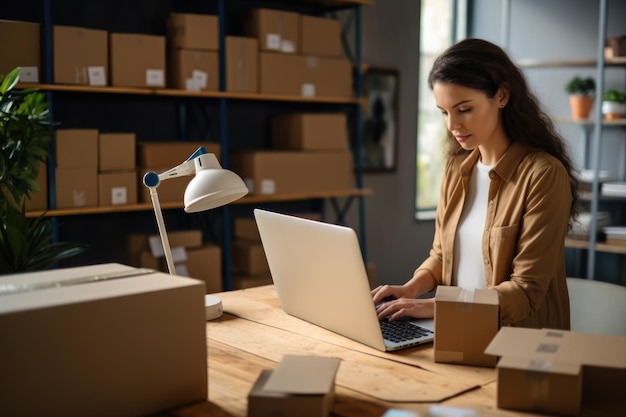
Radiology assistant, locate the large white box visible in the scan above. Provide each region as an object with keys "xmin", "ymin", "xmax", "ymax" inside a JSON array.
[{"xmin": 0, "ymin": 263, "xmax": 207, "ymax": 417}]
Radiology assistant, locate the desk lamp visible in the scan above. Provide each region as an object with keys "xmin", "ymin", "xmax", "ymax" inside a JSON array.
[{"xmin": 143, "ymin": 146, "xmax": 248, "ymax": 320}]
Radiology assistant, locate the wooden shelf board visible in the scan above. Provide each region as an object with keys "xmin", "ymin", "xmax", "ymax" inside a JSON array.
[
  {"xmin": 26, "ymin": 188, "xmax": 373, "ymax": 218},
  {"xmin": 565, "ymin": 238, "xmax": 626, "ymax": 255},
  {"xmin": 18, "ymin": 83, "xmax": 361, "ymax": 104},
  {"xmin": 518, "ymin": 57, "xmax": 626, "ymax": 67},
  {"xmin": 554, "ymin": 117, "xmax": 626, "ymax": 125}
]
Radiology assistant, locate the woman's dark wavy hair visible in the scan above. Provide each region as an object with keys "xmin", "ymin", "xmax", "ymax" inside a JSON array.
[{"xmin": 428, "ymin": 38, "xmax": 580, "ymax": 228}]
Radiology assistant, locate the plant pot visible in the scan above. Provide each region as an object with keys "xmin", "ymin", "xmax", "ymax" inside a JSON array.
[
  {"xmin": 601, "ymin": 101, "xmax": 626, "ymax": 119},
  {"xmin": 569, "ymin": 95, "xmax": 594, "ymax": 120}
]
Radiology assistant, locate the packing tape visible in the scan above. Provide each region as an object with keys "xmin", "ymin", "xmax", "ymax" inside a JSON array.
[{"xmin": 0, "ymin": 268, "xmax": 155, "ymax": 296}]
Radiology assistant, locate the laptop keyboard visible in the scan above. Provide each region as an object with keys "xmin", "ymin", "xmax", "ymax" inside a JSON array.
[{"xmin": 380, "ymin": 319, "xmax": 433, "ymax": 343}]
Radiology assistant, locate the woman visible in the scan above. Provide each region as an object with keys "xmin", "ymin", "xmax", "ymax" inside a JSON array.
[{"xmin": 372, "ymin": 38, "xmax": 580, "ymax": 330}]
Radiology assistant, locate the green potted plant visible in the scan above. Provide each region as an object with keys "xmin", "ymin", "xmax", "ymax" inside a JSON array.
[
  {"xmin": 601, "ymin": 88, "xmax": 626, "ymax": 120},
  {"xmin": 1, "ymin": 67, "xmax": 85, "ymax": 273},
  {"xmin": 565, "ymin": 76, "xmax": 595, "ymax": 120}
]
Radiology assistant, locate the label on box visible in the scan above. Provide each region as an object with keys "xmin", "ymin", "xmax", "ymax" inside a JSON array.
[
  {"xmin": 260, "ymin": 179, "xmax": 276, "ymax": 195},
  {"xmin": 281, "ymin": 40, "xmax": 295, "ymax": 53},
  {"xmin": 306, "ymin": 56, "xmax": 319, "ymax": 68},
  {"xmin": 244, "ymin": 178, "xmax": 254, "ymax": 194},
  {"xmin": 19, "ymin": 66, "xmax": 39, "ymax": 83},
  {"xmin": 186, "ymin": 78, "xmax": 201, "ymax": 92},
  {"xmin": 146, "ymin": 69, "xmax": 165, "ymax": 86},
  {"xmin": 174, "ymin": 263, "xmax": 190, "ymax": 277},
  {"xmin": 111, "ymin": 186, "xmax": 128, "ymax": 205},
  {"xmin": 301, "ymin": 83, "xmax": 316, "ymax": 97},
  {"xmin": 192, "ymin": 70, "xmax": 208, "ymax": 89},
  {"xmin": 171, "ymin": 246, "xmax": 187, "ymax": 263},
  {"xmin": 73, "ymin": 189, "xmax": 87, "ymax": 206},
  {"xmin": 88, "ymin": 66, "xmax": 106, "ymax": 86},
  {"xmin": 266, "ymin": 33, "xmax": 281, "ymax": 50}
]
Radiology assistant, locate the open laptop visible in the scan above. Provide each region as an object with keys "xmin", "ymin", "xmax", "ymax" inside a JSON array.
[{"xmin": 253, "ymin": 209, "xmax": 434, "ymax": 352}]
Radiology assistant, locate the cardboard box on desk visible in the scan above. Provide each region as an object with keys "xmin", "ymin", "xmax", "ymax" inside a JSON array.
[
  {"xmin": 230, "ymin": 150, "xmax": 353, "ymax": 195},
  {"xmin": 248, "ymin": 355, "xmax": 340, "ymax": 417},
  {"xmin": 434, "ymin": 286, "xmax": 500, "ymax": 367},
  {"xmin": 485, "ymin": 327, "xmax": 626, "ymax": 416},
  {"xmin": 0, "ymin": 263, "xmax": 207, "ymax": 417}
]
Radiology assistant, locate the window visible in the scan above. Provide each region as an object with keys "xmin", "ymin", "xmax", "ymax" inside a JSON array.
[{"xmin": 415, "ymin": 0, "xmax": 465, "ymax": 219}]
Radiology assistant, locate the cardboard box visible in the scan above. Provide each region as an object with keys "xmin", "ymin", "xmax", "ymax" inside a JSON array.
[
  {"xmin": 178, "ymin": 245, "xmax": 223, "ymax": 294},
  {"xmin": 127, "ymin": 230, "xmax": 203, "ymax": 267},
  {"xmin": 53, "ymin": 25, "xmax": 108, "ymax": 85},
  {"xmin": 230, "ymin": 151, "xmax": 353, "ymax": 195},
  {"xmin": 434, "ymin": 286, "xmax": 500, "ymax": 367},
  {"xmin": 232, "ymin": 240, "xmax": 269, "ymax": 275},
  {"xmin": 99, "ymin": 133, "xmax": 136, "ymax": 171},
  {"xmin": 485, "ymin": 327, "xmax": 626, "ymax": 416},
  {"xmin": 233, "ymin": 271, "xmax": 273, "ymax": 290},
  {"xmin": 137, "ymin": 141, "xmax": 221, "ymax": 168},
  {"xmin": 138, "ymin": 166, "xmax": 192, "ymax": 203},
  {"xmin": 168, "ymin": 49, "xmax": 218, "ymax": 91},
  {"xmin": 244, "ymin": 8, "xmax": 299, "ymax": 54},
  {"xmin": 167, "ymin": 13, "xmax": 218, "ymax": 51},
  {"xmin": 0, "ymin": 263, "xmax": 207, "ymax": 417},
  {"xmin": 234, "ymin": 217, "xmax": 261, "ymax": 241},
  {"xmin": 259, "ymin": 53, "xmax": 352, "ymax": 97},
  {"xmin": 300, "ymin": 15, "xmax": 341, "ymax": 57},
  {"xmin": 271, "ymin": 113, "xmax": 348, "ymax": 151},
  {"xmin": 226, "ymin": 36, "xmax": 258, "ymax": 93},
  {"xmin": 0, "ymin": 19, "xmax": 41, "ymax": 82},
  {"xmin": 110, "ymin": 33, "xmax": 166, "ymax": 87},
  {"xmin": 98, "ymin": 171, "xmax": 137, "ymax": 206},
  {"xmin": 55, "ymin": 167, "xmax": 98, "ymax": 208},
  {"xmin": 248, "ymin": 355, "xmax": 340, "ymax": 417},
  {"xmin": 55, "ymin": 129, "xmax": 99, "ymax": 169}
]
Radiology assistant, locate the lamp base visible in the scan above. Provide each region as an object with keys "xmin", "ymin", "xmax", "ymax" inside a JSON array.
[{"xmin": 205, "ymin": 294, "xmax": 223, "ymax": 320}]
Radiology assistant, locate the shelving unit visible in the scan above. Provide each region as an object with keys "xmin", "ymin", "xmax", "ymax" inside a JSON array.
[
  {"xmin": 9, "ymin": 0, "xmax": 372, "ymax": 290},
  {"xmin": 508, "ymin": 0, "xmax": 626, "ymax": 280}
]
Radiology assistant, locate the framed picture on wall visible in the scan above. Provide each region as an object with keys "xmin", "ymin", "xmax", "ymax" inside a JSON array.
[{"xmin": 358, "ymin": 67, "xmax": 399, "ymax": 172}]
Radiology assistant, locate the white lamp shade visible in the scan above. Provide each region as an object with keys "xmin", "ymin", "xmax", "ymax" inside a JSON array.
[{"xmin": 184, "ymin": 168, "xmax": 248, "ymax": 213}]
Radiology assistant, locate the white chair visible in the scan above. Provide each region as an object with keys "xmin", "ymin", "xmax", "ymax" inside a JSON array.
[{"xmin": 566, "ymin": 277, "xmax": 626, "ymax": 336}]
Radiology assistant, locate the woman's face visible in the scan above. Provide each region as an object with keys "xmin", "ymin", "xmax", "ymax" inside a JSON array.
[{"xmin": 432, "ymin": 82, "xmax": 508, "ymax": 153}]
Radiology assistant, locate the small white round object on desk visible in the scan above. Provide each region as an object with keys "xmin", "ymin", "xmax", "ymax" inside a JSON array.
[{"xmin": 205, "ymin": 294, "xmax": 223, "ymax": 320}]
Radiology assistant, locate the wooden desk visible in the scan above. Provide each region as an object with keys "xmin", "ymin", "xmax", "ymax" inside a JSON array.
[{"xmin": 166, "ymin": 285, "xmax": 609, "ymax": 417}]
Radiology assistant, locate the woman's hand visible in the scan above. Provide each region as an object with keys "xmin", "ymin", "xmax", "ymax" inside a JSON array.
[
  {"xmin": 371, "ymin": 284, "xmax": 416, "ymax": 305},
  {"xmin": 375, "ymin": 297, "xmax": 435, "ymax": 322}
]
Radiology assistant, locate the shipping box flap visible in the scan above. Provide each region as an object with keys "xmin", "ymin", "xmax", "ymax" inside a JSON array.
[
  {"xmin": 436, "ymin": 286, "xmax": 499, "ymax": 305},
  {"xmin": 485, "ymin": 327, "xmax": 626, "ymax": 369},
  {"xmin": 264, "ymin": 355, "xmax": 340, "ymax": 394}
]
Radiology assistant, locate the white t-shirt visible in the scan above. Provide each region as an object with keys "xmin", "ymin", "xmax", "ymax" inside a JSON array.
[{"xmin": 453, "ymin": 160, "xmax": 491, "ymax": 289}]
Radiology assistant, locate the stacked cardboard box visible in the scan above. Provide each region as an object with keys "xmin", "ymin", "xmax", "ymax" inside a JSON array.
[
  {"xmin": 244, "ymin": 8, "xmax": 352, "ymax": 98},
  {"xmin": 137, "ymin": 141, "xmax": 220, "ymax": 203},
  {"xmin": 232, "ymin": 217, "xmax": 273, "ymax": 289},
  {"xmin": 0, "ymin": 19, "xmax": 41, "ymax": 82},
  {"xmin": 167, "ymin": 13, "xmax": 219, "ymax": 91},
  {"xmin": 110, "ymin": 33, "xmax": 166, "ymax": 88},
  {"xmin": 231, "ymin": 112, "xmax": 353, "ymax": 196},
  {"xmin": 127, "ymin": 230, "xmax": 223, "ymax": 293},
  {"xmin": 55, "ymin": 129, "xmax": 99, "ymax": 208},
  {"xmin": 53, "ymin": 25, "xmax": 108, "ymax": 86},
  {"xmin": 98, "ymin": 133, "xmax": 137, "ymax": 206}
]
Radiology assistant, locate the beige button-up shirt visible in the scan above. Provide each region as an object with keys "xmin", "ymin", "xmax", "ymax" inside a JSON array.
[{"xmin": 417, "ymin": 142, "xmax": 571, "ymax": 329}]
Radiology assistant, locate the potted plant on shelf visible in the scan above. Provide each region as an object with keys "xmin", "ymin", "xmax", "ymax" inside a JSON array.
[
  {"xmin": 0, "ymin": 67, "xmax": 85, "ymax": 273},
  {"xmin": 565, "ymin": 76, "xmax": 595, "ymax": 120},
  {"xmin": 601, "ymin": 88, "xmax": 626, "ymax": 120}
]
